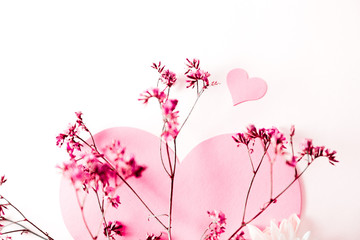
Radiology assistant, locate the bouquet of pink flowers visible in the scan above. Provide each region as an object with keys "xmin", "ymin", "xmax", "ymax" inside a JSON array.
[{"xmin": 0, "ymin": 59, "xmax": 337, "ymax": 240}]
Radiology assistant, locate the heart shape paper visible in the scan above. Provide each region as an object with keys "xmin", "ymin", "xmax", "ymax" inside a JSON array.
[
  {"xmin": 227, "ymin": 69, "xmax": 268, "ymax": 105},
  {"xmin": 60, "ymin": 127, "xmax": 302, "ymax": 239}
]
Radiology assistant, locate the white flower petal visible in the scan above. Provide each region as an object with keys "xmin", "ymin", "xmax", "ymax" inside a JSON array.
[
  {"xmin": 288, "ymin": 214, "xmax": 301, "ymax": 233},
  {"xmin": 248, "ymin": 224, "xmax": 268, "ymax": 240},
  {"xmin": 248, "ymin": 214, "xmax": 310, "ymax": 240},
  {"xmin": 302, "ymin": 231, "xmax": 311, "ymax": 240},
  {"xmin": 269, "ymin": 220, "xmax": 282, "ymax": 239}
]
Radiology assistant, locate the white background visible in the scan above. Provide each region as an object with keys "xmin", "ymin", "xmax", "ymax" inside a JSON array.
[{"xmin": 1, "ymin": 0, "xmax": 359, "ymax": 239}]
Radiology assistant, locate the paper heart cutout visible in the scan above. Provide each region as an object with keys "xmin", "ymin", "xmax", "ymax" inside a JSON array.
[
  {"xmin": 227, "ymin": 68, "xmax": 267, "ymax": 105},
  {"xmin": 60, "ymin": 127, "xmax": 302, "ymax": 239}
]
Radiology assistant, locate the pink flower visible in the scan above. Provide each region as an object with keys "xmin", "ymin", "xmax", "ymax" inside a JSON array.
[
  {"xmin": 103, "ymin": 221, "xmax": 125, "ymax": 239},
  {"xmin": 151, "ymin": 61, "xmax": 165, "ymax": 74},
  {"xmin": 185, "ymin": 58, "xmax": 200, "ymax": 69},
  {"xmin": 204, "ymin": 210, "xmax": 226, "ymax": 240},
  {"xmin": 286, "ymin": 156, "xmax": 298, "ymax": 167},
  {"xmin": 56, "ymin": 133, "xmax": 67, "ymax": 147},
  {"xmin": 232, "ymin": 132, "xmax": 250, "ymax": 146},
  {"xmin": 152, "ymin": 62, "xmax": 177, "ymax": 87},
  {"xmin": 161, "ymin": 99, "xmax": 179, "ymax": 141},
  {"xmin": 161, "ymin": 69, "xmax": 177, "ymax": 87},
  {"xmin": 267, "ymin": 127, "xmax": 287, "ymax": 155},
  {"xmin": 0, "ymin": 176, "xmax": 6, "ymax": 186},
  {"xmin": 139, "ymin": 88, "xmax": 167, "ymax": 104},
  {"xmin": 102, "ymin": 140, "xmax": 146, "ymax": 179},
  {"xmin": 108, "ymin": 195, "xmax": 121, "ymax": 208},
  {"xmin": 186, "ymin": 69, "xmax": 211, "ymax": 89},
  {"xmin": 185, "ymin": 58, "xmax": 211, "ymax": 89},
  {"xmin": 247, "ymin": 214, "xmax": 310, "ymax": 240},
  {"xmin": 299, "ymin": 139, "xmax": 338, "ymax": 165},
  {"xmin": 145, "ymin": 233, "xmax": 163, "ymax": 240},
  {"xmin": 162, "ymin": 99, "xmax": 178, "ymax": 115},
  {"xmin": 0, "ymin": 204, "xmax": 7, "ymax": 216},
  {"xmin": 290, "ymin": 125, "xmax": 295, "ymax": 137}
]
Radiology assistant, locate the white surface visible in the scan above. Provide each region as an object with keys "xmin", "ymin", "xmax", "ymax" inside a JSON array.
[{"xmin": 0, "ymin": 0, "xmax": 359, "ymax": 239}]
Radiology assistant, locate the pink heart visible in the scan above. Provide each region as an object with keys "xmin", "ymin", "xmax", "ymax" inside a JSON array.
[
  {"xmin": 227, "ymin": 69, "xmax": 267, "ymax": 105},
  {"xmin": 60, "ymin": 127, "xmax": 301, "ymax": 239}
]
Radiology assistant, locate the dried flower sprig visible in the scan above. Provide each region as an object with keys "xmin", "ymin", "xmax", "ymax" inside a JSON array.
[
  {"xmin": 139, "ymin": 59, "xmax": 215, "ymax": 240},
  {"xmin": 202, "ymin": 210, "xmax": 227, "ymax": 240},
  {"xmin": 57, "ymin": 112, "xmax": 151, "ymax": 239},
  {"xmin": 0, "ymin": 176, "xmax": 54, "ymax": 240},
  {"xmin": 226, "ymin": 125, "xmax": 338, "ymax": 239}
]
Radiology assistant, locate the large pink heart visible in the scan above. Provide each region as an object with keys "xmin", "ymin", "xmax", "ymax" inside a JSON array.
[
  {"xmin": 60, "ymin": 127, "xmax": 302, "ymax": 239},
  {"xmin": 227, "ymin": 69, "xmax": 268, "ymax": 105}
]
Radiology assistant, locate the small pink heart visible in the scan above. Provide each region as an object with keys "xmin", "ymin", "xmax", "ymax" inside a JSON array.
[{"xmin": 227, "ymin": 68, "xmax": 267, "ymax": 105}]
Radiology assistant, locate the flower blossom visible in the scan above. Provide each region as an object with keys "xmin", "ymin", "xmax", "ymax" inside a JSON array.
[
  {"xmin": 161, "ymin": 69, "xmax": 177, "ymax": 87},
  {"xmin": 204, "ymin": 210, "xmax": 226, "ymax": 240},
  {"xmin": 232, "ymin": 125, "xmax": 287, "ymax": 154},
  {"xmin": 56, "ymin": 112, "xmax": 89, "ymax": 161},
  {"xmin": 247, "ymin": 214, "xmax": 310, "ymax": 240},
  {"xmin": 0, "ymin": 176, "xmax": 6, "ymax": 186},
  {"xmin": 139, "ymin": 88, "xmax": 179, "ymax": 142},
  {"xmin": 299, "ymin": 139, "xmax": 338, "ymax": 165},
  {"xmin": 139, "ymin": 88, "xmax": 167, "ymax": 104},
  {"xmin": 103, "ymin": 221, "xmax": 124, "ymax": 239},
  {"xmin": 58, "ymin": 114, "xmax": 146, "ymax": 193},
  {"xmin": 267, "ymin": 127, "xmax": 287, "ymax": 155},
  {"xmin": 145, "ymin": 233, "xmax": 163, "ymax": 240},
  {"xmin": 152, "ymin": 61, "xmax": 177, "ymax": 87},
  {"xmin": 185, "ymin": 58, "xmax": 211, "ymax": 89},
  {"xmin": 161, "ymin": 99, "xmax": 179, "ymax": 141}
]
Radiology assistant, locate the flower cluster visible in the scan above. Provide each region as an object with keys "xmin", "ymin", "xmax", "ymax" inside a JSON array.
[
  {"xmin": 139, "ymin": 88, "xmax": 179, "ymax": 141},
  {"xmin": 56, "ymin": 111, "xmax": 87, "ymax": 160},
  {"xmin": 232, "ymin": 125, "xmax": 287, "ymax": 155},
  {"xmin": 103, "ymin": 221, "xmax": 125, "ymax": 240},
  {"xmin": 299, "ymin": 139, "xmax": 338, "ymax": 165},
  {"xmin": 232, "ymin": 125, "xmax": 338, "ymax": 167},
  {"xmin": 152, "ymin": 62, "xmax": 177, "ymax": 88},
  {"xmin": 185, "ymin": 58, "xmax": 211, "ymax": 90},
  {"xmin": 204, "ymin": 210, "xmax": 227, "ymax": 240},
  {"xmin": 58, "ymin": 114, "xmax": 146, "ymax": 192},
  {"xmin": 57, "ymin": 113, "xmax": 146, "ymax": 239},
  {"xmin": 140, "ymin": 59, "xmax": 215, "ymax": 143}
]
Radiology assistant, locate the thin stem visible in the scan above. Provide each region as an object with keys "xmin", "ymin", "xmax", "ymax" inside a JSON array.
[
  {"xmin": 1, "ymin": 229, "xmax": 47, "ymax": 239},
  {"xmin": 74, "ymin": 189, "xmax": 96, "ymax": 240},
  {"xmin": 264, "ymin": 149, "xmax": 275, "ymax": 200},
  {"xmin": 228, "ymin": 162, "xmax": 311, "ymax": 239},
  {"xmin": 94, "ymin": 191, "xmax": 110, "ymax": 240},
  {"xmin": 167, "ymin": 139, "xmax": 177, "ymax": 240},
  {"xmin": 0, "ymin": 218, "xmax": 47, "ymax": 240},
  {"xmin": 104, "ymin": 158, "xmax": 167, "ymax": 229},
  {"xmin": 159, "ymin": 137, "xmax": 171, "ymax": 177},
  {"xmin": 178, "ymin": 89, "xmax": 204, "ymax": 134},
  {"xmin": 0, "ymin": 196, "xmax": 54, "ymax": 240},
  {"xmin": 270, "ymin": 161, "xmax": 274, "ymax": 199},
  {"xmin": 289, "ymin": 136, "xmax": 298, "ymax": 177},
  {"xmin": 159, "ymin": 121, "xmax": 171, "ymax": 177},
  {"xmin": 273, "ymin": 164, "xmax": 310, "ymax": 200},
  {"xmin": 241, "ymin": 144, "xmax": 270, "ymax": 224},
  {"xmin": 246, "ymin": 146, "xmax": 255, "ymax": 173},
  {"xmin": 165, "ymin": 142, "xmax": 173, "ymax": 174}
]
